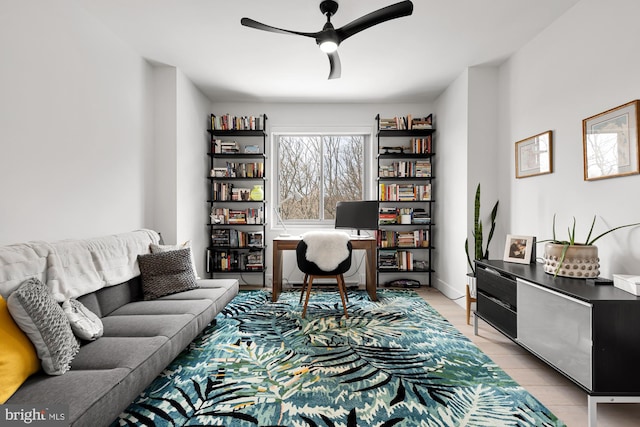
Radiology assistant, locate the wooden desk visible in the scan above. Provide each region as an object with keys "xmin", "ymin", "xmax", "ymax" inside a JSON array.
[{"xmin": 272, "ymin": 236, "xmax": 378, "ymax": 302}]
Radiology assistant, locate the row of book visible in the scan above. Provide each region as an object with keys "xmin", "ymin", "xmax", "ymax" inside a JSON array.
[
  {"xmin": 211, "ymin": 162, "xmax": 264, "ymax": 178},
  {"xmin": 378, "ymin": 207, "xmax": 431, "ymax": 225},
  {"xmin": 211, "ymin": 183, "xmax": 263, "ymax": 201},
  {"xmin": 378, "ymin": 114, "xmax": 433, "ymax": 130},
  {"xmin": 379, "ymin": 160, "xmax": 431, "ymax": 178},
  {"xmin": 411, "ymin": 136, "xmax": 432, "ymax": 153},
  {"xmin": 379, "ymin": 183, "xmax": 432, "ymax": 201},
  {"xmin": 209, "ymin": 250, "xmax": 264, "ymax": 271},
  {"xmin": 378, "ymin": 230, "xmax": 430, "ymax": 248},
  {"xmin": 211, "ymin": 114, "xmax": 265, "ymax": 131},
  {"xmin": 211, "ymin": 229, "xmax": 264, "ymax": 248},
  {"xmin": 210, "ymin": 207, "xmax": 264, "ymax": 225},
  {"xmin": 378, "ymin": 250, "xmax": 427, "ymax": 271}
]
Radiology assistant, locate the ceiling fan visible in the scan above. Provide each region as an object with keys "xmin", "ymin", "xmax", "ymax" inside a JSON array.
[{"xmin": 241, "ymin": 0, "xmax": 414, "ymax": 79}]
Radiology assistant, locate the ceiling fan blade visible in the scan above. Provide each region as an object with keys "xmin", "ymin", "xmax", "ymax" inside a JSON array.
[
  {"xmin": 241, "ymin": 17, "xmax": 318, "ymax": 38},
  {"xmin": 336, "ymin": 0, "xmax": 413, "ymax": 43},
  {"xmin": 327, "ymin": 51, "xmax": 341, "ymax": 80}
]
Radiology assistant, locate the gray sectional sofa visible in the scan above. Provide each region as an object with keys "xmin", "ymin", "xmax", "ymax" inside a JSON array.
[{"xmin": 1, "ymin": 231, "xmax": 239, "ymax": 427}]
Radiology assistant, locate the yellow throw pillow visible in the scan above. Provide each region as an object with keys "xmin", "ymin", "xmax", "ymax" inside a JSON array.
[{"xmin": 0, "ymin": 295, "xmax": 40, "ymax": 403}]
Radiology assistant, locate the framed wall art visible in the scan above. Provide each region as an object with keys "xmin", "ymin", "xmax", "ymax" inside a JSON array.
[
  {"xmin": 515, "ymin": 131, "xmax": 553, "ymax": 178},
  {"xmin": 503, "ymin": 235, "xmax": 535, "ymax": 264},
  {"xmin": 583, "ymin": 100, "xmax": 640, "ymax": 181}
]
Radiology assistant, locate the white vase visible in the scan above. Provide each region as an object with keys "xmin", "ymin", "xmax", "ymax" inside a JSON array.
[{"xmin": 542, "ymin": 243, "xmax": 599, "ymax": 278}]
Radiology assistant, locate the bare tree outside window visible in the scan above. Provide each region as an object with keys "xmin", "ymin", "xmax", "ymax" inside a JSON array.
[{"xmin": 277, "ymin": 134, "xmax": 365, "ymax": 223}]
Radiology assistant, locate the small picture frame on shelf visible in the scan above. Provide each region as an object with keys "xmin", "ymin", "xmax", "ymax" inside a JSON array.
[
  {"xmin": 503, "ymin": 235, "xmax": 536, "ymax": 264},
  {"xmin": 515, "ymin": 131, "xmax": 553, "ymax": 178},
  {"xmin": 583, "ymin": 100, "xmax": 640, "ymax": 181},
  {"xmin": 244, "ymin": 145, "xmax": 260, "ymax": 154}
]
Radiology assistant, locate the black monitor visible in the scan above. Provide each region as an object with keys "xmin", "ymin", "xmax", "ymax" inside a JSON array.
[{"xmin": 335, "ymin": 200, "xmax": 379, "ymax": 236}]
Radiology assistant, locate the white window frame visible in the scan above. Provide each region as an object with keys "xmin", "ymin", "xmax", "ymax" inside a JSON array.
[{"xmin": 270, "ymin": 125, "xmax": 375, "ymax": 231}]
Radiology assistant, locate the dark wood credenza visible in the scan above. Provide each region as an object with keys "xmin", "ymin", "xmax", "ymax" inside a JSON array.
[{"xmin": 474, "ymin": 260, "xmax": 640, "ymax": 427}]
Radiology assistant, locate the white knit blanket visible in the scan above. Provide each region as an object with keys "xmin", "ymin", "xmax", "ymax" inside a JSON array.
[
  {"xmin": 301, "ymin": 231, "xmax": 351, "ymax": 272},
  {"xmin": 0, "ymin": 229, "xmax": 160, "ymax": 301}
]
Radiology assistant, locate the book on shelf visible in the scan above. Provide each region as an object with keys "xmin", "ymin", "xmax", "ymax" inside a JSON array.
[
  {"xmin": 379, "ymin": 183, "xmax": 431, "ymax": 201},
  {"xmin": 397, "ymin": 251, "xmax": 414, "ymax": 271},
  {"xmin": 231, "ymin": 187, "xmax": 251, "ymax": 201},
  {"xmin": 410, "ymin": 114, "xmax": 433, "ymax": 130},
  {"xmin": 211, "ymin": 207, "xmax": 264, "ymax": 224},
  {"xmin": 210, "ymin": 162, "xmax": 264, "ymax": 178},
  {"xmin": 378, "ymin": 230, "xmax": 429, "ymax": 248},
  {"xmin": 412, "ymin": 209, "xmax": 431, "ymax": 225},
  {"xmin": 211, "ymin": 229, "xmax": 265, "ymax": 248},
  {"xmin": 246, "ymin": 251, "xmax": 263, "ymax": 270},
  {"xmin": 378, "ymin": 114, "xmax": 433, "ymax": 131},
  {"xmin": 378, "ymin": 207, "xmax": 398, "ymax": 225},
  {"xmin": 209, "ymin": 250, "xmax": 261, "ymax": 271},
  {"xmin": 211, "ymin": 229, "xmax": 231, "ymax": 246},
  {"xmin": 378, "ymin": 159, "xmax": 432, "ymax": 178},
  {"xmin": 211, "ymin": 114, "xmax": 264, "ymax": 131},
  {"xmin": 378, "ymin": 249, "xmax": 399, "ymax": 269},
  {"xmin": 212, "ymin": 139, "xmax": 240, "ymax": 154},
  {"xmin": 411, "ymin": 136, "xmax": 432, "ymax": 153}
]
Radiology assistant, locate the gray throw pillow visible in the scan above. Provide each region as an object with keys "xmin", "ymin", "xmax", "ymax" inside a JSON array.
[
  {"xmin": 138, "ymin": 248, "xmax": 199, "ymax": 300},
  {"xmin": 7, "ymin": 278, "xmax": 80, "ymax": 375}
]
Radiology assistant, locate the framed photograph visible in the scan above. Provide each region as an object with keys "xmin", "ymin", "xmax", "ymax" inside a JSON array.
[
  {"xmin": 583, "ymin": 100, "xmax": 640, "ymax": 181},
  {"xmin": 503, "ymin": 235, "xmax": 535, "ymax": 264},
  {"xmin": 515, "ymin": 131, "xmax": 553, "ymax": 178}
]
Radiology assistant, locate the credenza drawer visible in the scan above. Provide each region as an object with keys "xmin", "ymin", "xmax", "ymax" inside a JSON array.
[
  {"xmin": 477, "ymin": 267, "xmax": 517, "ymax": 308},
  {"xmin": 477, "ymin": 292, "xmax": 517, "ymax": 339}
]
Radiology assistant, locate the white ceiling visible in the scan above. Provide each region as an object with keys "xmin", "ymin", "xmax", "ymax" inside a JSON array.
[{"xmin": 79, "ymin": 0, "xmax": 581, "ymax": 103}]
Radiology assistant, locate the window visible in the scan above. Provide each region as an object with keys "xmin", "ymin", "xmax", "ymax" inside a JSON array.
[{"xmin": 276, "ymin": 133, "xmax": 367, "ymax": 224}]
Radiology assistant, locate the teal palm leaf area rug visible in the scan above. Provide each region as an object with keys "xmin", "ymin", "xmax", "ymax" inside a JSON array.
[{"xmin": 112, "ymin": 290, "xmax": 564, "ymax": 427}]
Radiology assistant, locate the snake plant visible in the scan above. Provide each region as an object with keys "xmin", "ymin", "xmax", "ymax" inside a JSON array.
[{"xmin": 465, "ymin": 183, "xmax": 499, "ymax": 275}]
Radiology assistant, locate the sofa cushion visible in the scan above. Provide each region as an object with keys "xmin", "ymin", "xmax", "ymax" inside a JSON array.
[
  {"xmin": 77, "ymin": 278, "xmax": 142, "ymax": 318},
  {"xmin": 62, "ymin": 299, "xmax": 103, "ymax": 341},
  {"xmin": 7, "ymin": 368, "xmax": 131, "ymax": 426},
  {"xmin": 109, "ymin": 299, "xmax": 213, "ymax": 318},
  {"xmin": 138, "ymin": 249, "xmax": 199, "ymax": 300},
  {"xmin": 7, "ymin": 278, "xmax": 79, "ymax": 375},
  {"xmin": 70, "ymin": 336, "xmax": 169, "ymax": 371},
  {"xmin": 0, "ymin": 295, "xmax": 40, "ymax": 403}
]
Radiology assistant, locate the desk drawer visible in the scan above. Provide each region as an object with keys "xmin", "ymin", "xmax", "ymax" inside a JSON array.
[
  {"xmin": 477, "ymin": 267, "xmax": 516, "ymax": 308},
  {"xmin": 477, "ymin": 292, "xmax": 517, "ymax": 339}
]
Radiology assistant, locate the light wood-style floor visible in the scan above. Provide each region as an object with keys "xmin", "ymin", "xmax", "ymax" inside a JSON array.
[{"xmin": 414, "ymin": 286, "xmax": 640, "ymax": 427}]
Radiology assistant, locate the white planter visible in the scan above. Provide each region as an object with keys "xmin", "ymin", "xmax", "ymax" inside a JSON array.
[{"xmin": 542, "ymin": 243, "xmax": 599, "ymax": 278}]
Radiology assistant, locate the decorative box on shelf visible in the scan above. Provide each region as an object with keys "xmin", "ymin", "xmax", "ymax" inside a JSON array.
[{"xmin": 613, "ymin": 274, "xmax": 640, "ymax": 295}]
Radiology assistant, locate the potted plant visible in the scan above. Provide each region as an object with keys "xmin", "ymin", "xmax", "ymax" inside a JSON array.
[
  {"xmin": 542, "ymin": 214, "xmax": 640, "ymax": 278},
  {"xmin": 465, "ymin": 183, "xmax": 499, "ymax": 277}
]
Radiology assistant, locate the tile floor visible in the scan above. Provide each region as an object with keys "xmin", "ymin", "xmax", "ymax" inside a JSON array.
[{"xmin": 414, "ymin": 286, "xmax": 640, "ymax": 427}]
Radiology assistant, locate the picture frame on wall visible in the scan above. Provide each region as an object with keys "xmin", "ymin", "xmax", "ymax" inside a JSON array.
[
  {"xmin": 515, "ymin": 131, "xmax": 553, "ymax": 178},
  {"xmin": 503, "ymin": 235, "xmax": 535, "ymax": 264},
  {"xmin": 583, "ymin": 100, "xmax": 640, "ymax": 181}
]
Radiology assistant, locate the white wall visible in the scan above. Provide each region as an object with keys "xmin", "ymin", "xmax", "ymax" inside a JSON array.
[
  {"xmin": 175, "ymin": 70, "xmax": 211, "ymax": 277},
  {"xmin": 0, "ymin": 0, "xmax": 155, "ymax": 244},
  {"xmin": 153, "ymin": 67, "xmax": 178, "ymax": 244},
  {"xmin": 433, "ymin": 70, "xmax": 470, "ymax": 297},
  {"xmin": 150, "ymin": 66, "xmax": 211, "ymax": 276},
  {"xmin": 499, "ymin": 0, "xmax": 640, "ymax": 277},
  {"xmin": 434, "ymin": 67, "xmax": 501, "ymax": 301}
]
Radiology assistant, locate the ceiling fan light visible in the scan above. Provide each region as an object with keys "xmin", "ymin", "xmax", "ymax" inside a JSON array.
[{"xmin": 319, "ymin": 40, "xmax": 338, "ymax": 53}]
